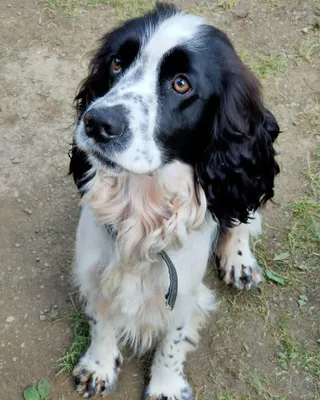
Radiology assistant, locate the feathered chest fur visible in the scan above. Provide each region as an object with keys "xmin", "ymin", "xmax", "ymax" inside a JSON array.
[
  {"xmin": 82, "ymin": 161, "xmax": 208, "ymax": 270},
  {"xmin": 78, "ymin": 162, "xmax": 211, "ymax": 350}
]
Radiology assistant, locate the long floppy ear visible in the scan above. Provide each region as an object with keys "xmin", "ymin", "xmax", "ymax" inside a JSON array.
[
  {"xmin": 196, "ymin": 45, "xmax": 280, "ymax": 228},
  {"xmin": 74, "ymin": 32, "xmax": 115, "ymax": 121},
  {"xmin": 69, "ymin": 32, "xmax": 115, "ymax": 191}
]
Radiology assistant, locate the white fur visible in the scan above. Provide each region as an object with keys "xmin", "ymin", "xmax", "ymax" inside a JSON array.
[
  {"xmin": 75, "ymin": 199, "xmax": 217, "ymax": 353},
  {"xmin": 216, "ymin": 213, "xmax": 263, "ymax": 290},
  {"xmin": 73, "ymin": 160, "xmax": 217, "ymax": 398}
]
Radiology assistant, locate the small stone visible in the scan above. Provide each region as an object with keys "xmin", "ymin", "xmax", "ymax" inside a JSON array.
[
  {"xmin": 36, "ymin": 257, "xmax": 40, "ymax": 262},
  {"xmin": 23, "ymin": 208, "xmax": 32, "ymax": 215},
  {"xmin": 39, "ymin": 315, "xmax": 46, "ymax": 321},
  {"xmin": 40, "ymin": 285, "xmax": 44, "ymax": 289},
  {"xmin": 20, "ymin": 343, "xmax": 25, "ymax": 348},
  {"xmin": 12, "ymin": 357, "xmax": 17, "ymax": 362},
  {"xmin": 44, "ymin": 263, "xmax": 50, "ymax": 267},
  {"xmin": 11, "ymin": 158, "xmax": 20, "ymax": 164},
  {"xmin": 14, "ymin": 243, "xmax": 20, "ymax": 248},
  {"xmin": 6, "ymin": 316, "xmax": 15, "ymax": 323}
]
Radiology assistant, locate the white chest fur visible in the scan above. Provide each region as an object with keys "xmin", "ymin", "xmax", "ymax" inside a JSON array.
[{"xmin": 74, "ymin": 162, "xmax": 217, "ymax": 351}]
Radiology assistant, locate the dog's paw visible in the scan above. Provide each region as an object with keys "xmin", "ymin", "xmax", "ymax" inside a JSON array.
[
  {"xmin": 73, "ymin": 352, "xmax": 122, "ymax": 397},
  {"xmin": 216, "ymin": 251, "xmax": 263, "ymax": 290},
  {"xmin": 144, "ymin": 375, "xmax": 193, "ymax": 400}
]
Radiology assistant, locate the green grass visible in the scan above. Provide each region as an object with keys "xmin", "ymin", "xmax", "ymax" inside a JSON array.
[
  {"xmin": 109, "ymin": 0, "xmax": 155, "ymax": 21},
  {"xmin": 57, "ymin": 311, "xmax": 90, "ymax": 374},
  {"xmin": 188, "ymin": 0, "xmax": 238, "ymax": 15},
  {"xmin": 217, "ymin": 395, "xmax": 241, "ymax": 400},
  {"xmin": 239, "ymin": 371, "xmax": 288, "ymax": 400},
  {"xmin": 294, "ymin": 37, "xmax": 320, "ymax": 63},
  {"xmin": 239, "ymin": 50, "xmax": 287, "ymax": 79},
  {"xmin": 45, "ymin": 0, "xmax": 108, "ymax": 17},
  {"xmin": 253, "ymin": 148, "xmax": 320, "ymax": 289},
  {"xmin": 286, "ymin": 150, "xmax": 320, "ymax": 266},
  {"xmin": 276, "ymin": 315, "xmax": 298, "ymax": 371},
  {"xmin": 301, "ymin": 345, "xmax": 320, "ymax": 377}
]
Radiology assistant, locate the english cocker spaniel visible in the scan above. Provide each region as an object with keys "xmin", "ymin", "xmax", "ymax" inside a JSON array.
[{"xmin": 69, "ymin": 3, "xmax": 280, "ymax": 399}]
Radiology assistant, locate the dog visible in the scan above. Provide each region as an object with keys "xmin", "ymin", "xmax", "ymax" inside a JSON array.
[{"xmin": 69, "ymin": 3, "xmax": 280, "ymax": 399}]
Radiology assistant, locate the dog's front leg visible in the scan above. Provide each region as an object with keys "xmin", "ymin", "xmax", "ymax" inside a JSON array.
[
  {"xmin": 144, "ymin": 311, "xmax": 205, "ymax": 400},
  {"xmin": 73, "ymin": 301, "xmax": 122, "ymax": 398},
  {"xmin": 216, "ymin": 211, "xmax": 264, "ymax": 290}
]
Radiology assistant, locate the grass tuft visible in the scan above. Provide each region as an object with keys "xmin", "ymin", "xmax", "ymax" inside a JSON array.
[
  {"xmin": 239, "ymin": 50, "xmax": 287, "ymax": 79},
  {"xmin": 294, "ymin": 37, "xmax": 320, "ymax": 63},
  {"xmin": 188, "ymin": 0, "xmax": 238, "ymax": 15},
  {"xmin": 57, "ymin": 312, "xmax": 90, "ymax": 374},
  {"xmin": 109, "ymin": 0, "xmax": 156, "ymax": 21}
]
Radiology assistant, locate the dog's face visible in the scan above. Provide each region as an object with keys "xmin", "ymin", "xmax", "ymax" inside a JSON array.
[
  {"xmin": 72, "ymin": 3, "xmax": 280, "ymax": 227},
  {"xmin": 75, "ymin": 7, "xmax": 228, "ymax": 174}
]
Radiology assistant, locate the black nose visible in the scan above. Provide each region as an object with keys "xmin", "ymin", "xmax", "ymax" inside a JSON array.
[{"xmin": 83, "ymin": 106, "xmax": 124, "ymax": 141}]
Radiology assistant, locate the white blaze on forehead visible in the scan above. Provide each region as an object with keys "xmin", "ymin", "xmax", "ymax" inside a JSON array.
[{"xmin": 144, "ymin": 12, "xmax": 205, "ymax": 60}]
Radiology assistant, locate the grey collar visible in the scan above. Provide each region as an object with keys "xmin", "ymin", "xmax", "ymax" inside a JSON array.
[{"xmin": 105, "ymin": 224, "xmax": 178, "ymax": 310}]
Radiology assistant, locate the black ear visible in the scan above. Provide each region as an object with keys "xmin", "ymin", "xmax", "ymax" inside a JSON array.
[
  {"xmin": 69, "ymin": 32, "xmax": 115, "ymax": 191},
  {"xmin": 75, "ymin": 33, "xmax": 115, "ymax": 120},
  {"xmin": 196, "ymin": 49, "xmax": 280, "ymax": 228}
]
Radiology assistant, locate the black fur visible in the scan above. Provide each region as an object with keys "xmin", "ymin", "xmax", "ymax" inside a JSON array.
[
  {"xmin": 194, "ymin": 34, "xmax": 280, "ymax": 226},
  {"xmin": 69, "ymin": 3, "xmax": 280, "ymax": 228}
]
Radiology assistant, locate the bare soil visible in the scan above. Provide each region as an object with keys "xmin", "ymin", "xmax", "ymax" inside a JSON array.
[{"xmin": 0, "ymin": 1, "xmax": 319, "ymax": 399}]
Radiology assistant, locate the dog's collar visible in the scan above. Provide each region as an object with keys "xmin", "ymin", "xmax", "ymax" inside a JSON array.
[{"xmin": 105, "ymin": 224, "xmax": 178, "ymax": 310}]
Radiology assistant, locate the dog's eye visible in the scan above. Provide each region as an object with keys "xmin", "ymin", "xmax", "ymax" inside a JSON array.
[
  {"xmin": 173, "ymin": 76, "xmax": 191, "ymax": 94},
  {"xmin": 111, "ymin": 57, "xmax": 122, "ymax": 74}
]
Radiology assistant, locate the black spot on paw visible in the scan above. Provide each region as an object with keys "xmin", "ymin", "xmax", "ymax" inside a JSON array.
[
  {"xmin": 237, "ymin": 250, "xmax": 242, "ymax": 256},
  {"xmin": 184, "ymin": 336, "xmax": 196, "ymax": 348},
  {"xmin": 115, "ymin": 356, "xmax": 122, "ymax": 368},
  {"xmin": 177, "ymin": 326, "xmax": 183, "ymax": 331},
  {"xmin": 231, "ymin": 265, "xmax": 235, "ymax": 281}
]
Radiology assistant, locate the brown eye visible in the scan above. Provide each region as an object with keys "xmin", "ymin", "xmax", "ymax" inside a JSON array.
[
  {"xmin": 111, "ymin": 57, "xmax": 122, "ymax": 73},
  {"xmin": 173, "ymin": 76, "xmax": 191, "ymax": 94}
]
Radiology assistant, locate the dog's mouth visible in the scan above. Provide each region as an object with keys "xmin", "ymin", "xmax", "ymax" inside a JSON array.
[{"xmin": 90, "ymin": 149, "xmax": 125, "ymax": 174}]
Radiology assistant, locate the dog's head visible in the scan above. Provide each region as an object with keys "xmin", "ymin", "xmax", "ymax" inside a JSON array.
[{"xmin": 71, "ymin": 3, "xmax": 280, "ymax": 226}]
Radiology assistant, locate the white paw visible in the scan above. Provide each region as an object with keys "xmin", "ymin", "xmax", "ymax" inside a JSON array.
[
  {"xmin": 144, "ymin": 374, "xmax": 193, "ymax": 400},
  {"xmin": 73, "ymin": 352, "xmax": 122, "ymax": 397},
  {"xmin": 217, "ymin": 248, "xmax": 263, "ymax": 290}
]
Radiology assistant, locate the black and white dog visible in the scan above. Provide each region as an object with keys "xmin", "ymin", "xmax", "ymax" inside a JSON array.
[{"xmin": 69, "ymin": 3, "xmax": 280, "ymax": 399}]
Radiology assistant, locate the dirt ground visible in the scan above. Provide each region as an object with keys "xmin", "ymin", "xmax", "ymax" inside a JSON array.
[{"xmin": 0, "ymin": 0, "xmax": 319, "ymax": 399}]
